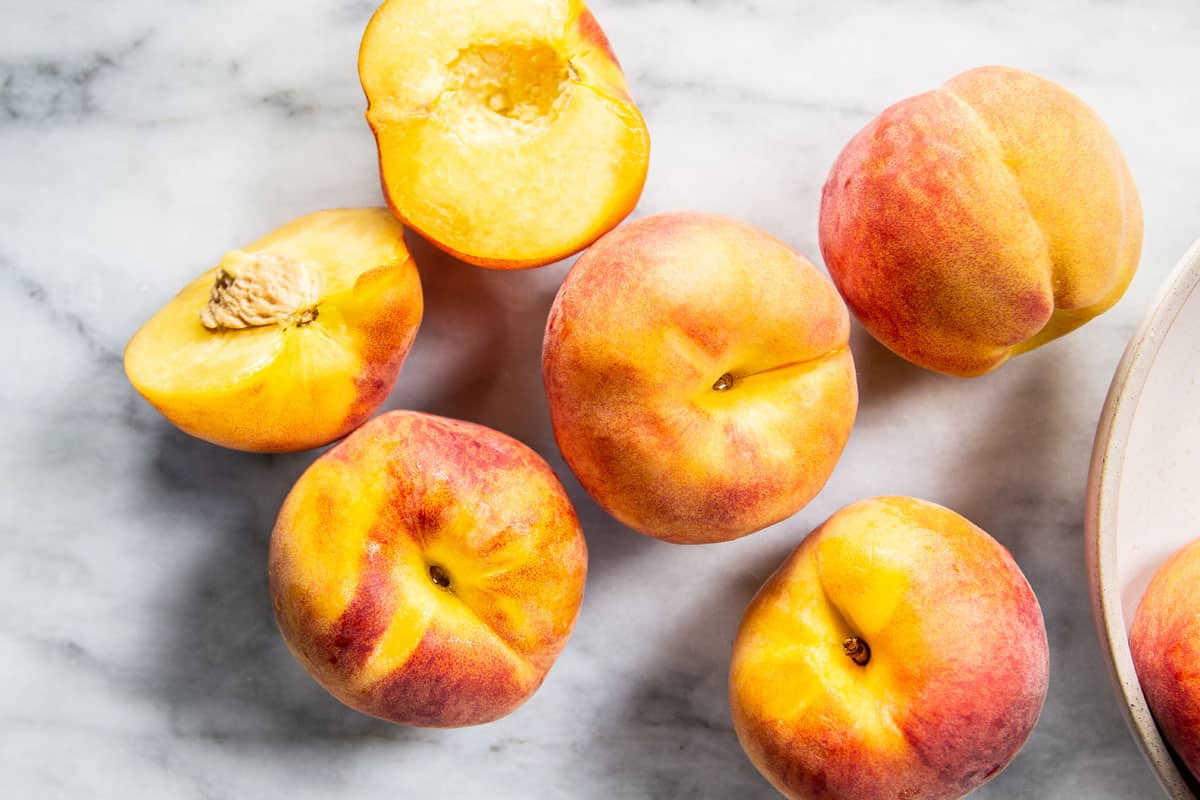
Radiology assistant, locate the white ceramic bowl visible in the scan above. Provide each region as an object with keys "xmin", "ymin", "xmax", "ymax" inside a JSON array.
[{"xmin": 1087, "ymin": 239, "xmax": 1200, "ymax": 799}]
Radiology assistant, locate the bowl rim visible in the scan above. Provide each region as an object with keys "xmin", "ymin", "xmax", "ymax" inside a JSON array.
[{"xmin": 1085, "ymin": 237, "xmax": 1200, "ymax": 800}]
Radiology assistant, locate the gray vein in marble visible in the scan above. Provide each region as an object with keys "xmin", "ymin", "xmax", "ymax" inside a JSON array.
[
  {"xmin": 0, "ymin": 33, "xmax": 151, "ymax": 122},
  {"xmin": 257, "ymin": 88, "xmax": 344, "ymax": 120},
  {"xmin": 0, "ymin": 256, "xmax": 120, "ymax": 364}
]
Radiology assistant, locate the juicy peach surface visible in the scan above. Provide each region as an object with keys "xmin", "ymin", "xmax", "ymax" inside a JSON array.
[
  {"xmin": 1130, "ymin": 537, "xmax": 1200, "ymax": 780},
  {"xmin": 820, "ymin": 66, "xmax": 1142, "ymax": 377},
  {"xmin": 124, "ymin": 208, "xmax": 423, "ymax": 452},
  {"xmin": 731, "ymin": 497, "xmax": 1049, "ymax": 800},
  {"xmin": 359, "ymin": 0, "xmax": 649, "ymax": 269},
  {"xmin": 269, "ymin": 411, "xmax": 587, "ymax": 727},
  {"xmin": 543, "ymin": 212, "xmax": 857, "ymax": 544}
]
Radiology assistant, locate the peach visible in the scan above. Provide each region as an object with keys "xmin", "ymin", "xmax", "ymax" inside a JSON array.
[
  {"xmin": 1130, "ymin": 537, "xmax": 1200, "ymax": 780},
  {"xmin": 359, "ymin": 0, "xmax": 650, "ymax": 269},
  {"xmin": 269, "ymin": 410, "xmax": 587, "ymax": 727},
  {"xmin": 124, "ymin": 208, "xmax": 422, "ymax": 452},
  {"xmin": 543, "ymin": 212, "xmax": 857, "ymax": 544},
  {"xmin": 731, "ymin": 497, "xmax": 1049, "ymax": 800},
  {"xmin": 820, "ymin": 66, "xmax": 1142, "ymax": 376}
]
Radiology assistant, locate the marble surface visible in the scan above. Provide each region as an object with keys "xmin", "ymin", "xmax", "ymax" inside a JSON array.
[{"xmin": 4, "ymin": 0, "xmax": 1199, "ymax": 797}]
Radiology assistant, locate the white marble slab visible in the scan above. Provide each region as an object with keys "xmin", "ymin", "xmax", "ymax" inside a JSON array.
[{"xmin": 3, "ymin": 0, "xmax": 1199, "ymax": 797}]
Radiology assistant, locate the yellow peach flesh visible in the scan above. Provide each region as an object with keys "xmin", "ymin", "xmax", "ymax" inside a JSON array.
[
  {"xmin": 124, "ymin": 208, "xmax": 423, "ymax": 452},
  {"xmin": 359, "ymin": 0, "xmax": 649, "ymax": 269}
]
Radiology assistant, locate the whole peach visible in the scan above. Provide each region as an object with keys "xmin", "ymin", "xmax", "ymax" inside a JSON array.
[
  {"xmin": 820, "ymin": 66, "xmax": 1142, "ymax": 376},
  {"xmin": 731, "ymin": 497, "xmax": 1049, "ymax": 800},
  {"xmin": 269, "ymin": 411, "xmax": 587, "ymax": 727},
  {"xmin": 1130, "ymin": 537, "xmax": 1200, "ymax": 780},
  {"xmin": 543, "ymin": 212, "xmax": 857, "ymax": 544}
]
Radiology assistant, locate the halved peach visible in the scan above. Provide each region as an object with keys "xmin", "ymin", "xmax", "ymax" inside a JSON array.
[
  {"xmin": 124, "ymin": 208, "xmax": 423, "ymax": 452},
  {"xmin": 359, "ymin": 0, "xmax": 650, "ymax": 269}
]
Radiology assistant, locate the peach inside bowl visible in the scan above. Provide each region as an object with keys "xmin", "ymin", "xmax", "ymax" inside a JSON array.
[{"xmin": 1087, "ymin": 238, "xmax": 1200, "ymax": 799}]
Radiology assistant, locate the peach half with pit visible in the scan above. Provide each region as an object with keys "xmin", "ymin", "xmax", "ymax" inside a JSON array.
[{"xmin": 124, "ymin": 208, "xmax": 422, "ymax": 452}]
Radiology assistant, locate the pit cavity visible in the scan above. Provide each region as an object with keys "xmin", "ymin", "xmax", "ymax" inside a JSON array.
[{"xmin": 441, "ymin": 42, "xmax": 571, "ymax": 131}]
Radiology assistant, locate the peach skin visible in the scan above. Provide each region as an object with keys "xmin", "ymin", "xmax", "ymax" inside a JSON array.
[
  {"xmin": 730, "ymin": 497, "xmax": 1049, "ymax": 800},
  {"xmin": 124, "ymin": 208, "xmax": 423, "ymax": 452},
  {"xmin": 543, "ymin": 212, "xmax": 857, "ymax": 544},
  {"xmin": 359, "ymin": 0, "xmax": 650, "ymax": 269},
  {"xmin": 1130, "ymin": 536, "xmax": 1200, "ymax": 781},
  {"xmin": 820, "ymin": 66, "xmax": 1142, "ymax": 376},
  {"xmin": 269, "ymin": 410, "xmax": 587, "ymax": 728}
]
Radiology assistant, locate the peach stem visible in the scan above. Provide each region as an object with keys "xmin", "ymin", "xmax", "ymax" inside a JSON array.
[
  {"xmin": 843, "ymin": 636, "xmax": 871, "ymax": 666},
  {"xmin": 428, "ymin": 564, "xmax": 452, "ymax": 589}
]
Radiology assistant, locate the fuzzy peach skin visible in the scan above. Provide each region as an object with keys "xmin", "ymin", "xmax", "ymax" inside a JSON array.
[
  {"xmin": 359, "ymin": 0, "xmax": 650, "ymax": 269},
  {"xmin": 124, "ymin": 209, "xmax": 423, "ymax": 452},
  {"xmin": 1130, "ymin": 537, "xmax": 1200, "ymax": 780},
  {"xmin": 820, "ymin": 66, "xmax": 1142, "ymax": 377},
  {"xmin": 730, "ymin": 497, "xmax": 1049, "ymax": 800},
  {"xmin": 543, "ymin": 212, "xmax": 857, "ymax": 544},
  {"xmin": 269, "ymin": 411, "xmax": 587, "ymax": 727}
]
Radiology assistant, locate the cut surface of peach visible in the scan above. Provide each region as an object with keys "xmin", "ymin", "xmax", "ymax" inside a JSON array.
[
  {"xmin": 359, "ymin": 0, "xmax": 650, "ymax": 268},
  {"xmin": 124, "ymin": 208, "xmax": 423, "ymax": 452}
]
